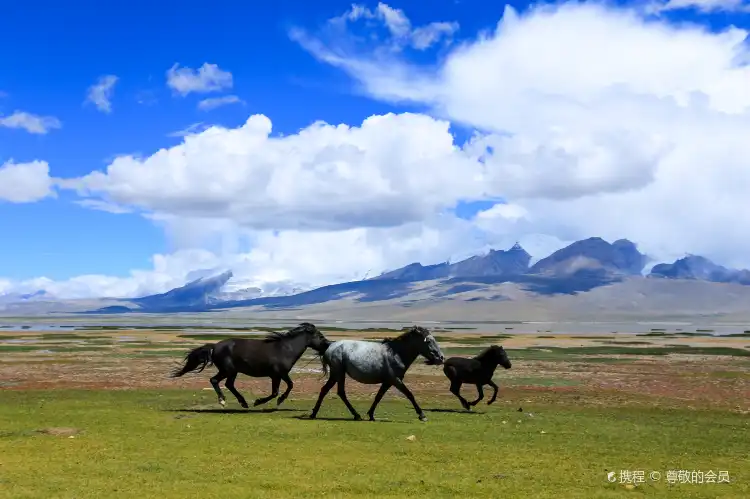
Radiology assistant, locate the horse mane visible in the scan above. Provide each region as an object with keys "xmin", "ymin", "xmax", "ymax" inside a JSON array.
[
  {"xmin": 474, "ymin": 346, "xmax": 494, "ymax": 361},
  {"xmin": 380, "ymin": 328, "xmax": 410, "ymax": 344},
  {"xmin": 380, "ymin": 326, "xmax": 425, "ymax": 345},
  {"xmin": 263, "ymin": 323, "xmax": 315, "ymax": 343}
]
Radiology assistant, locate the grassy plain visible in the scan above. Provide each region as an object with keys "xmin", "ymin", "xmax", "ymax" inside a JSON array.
[{"xmin": 0, "ymin": 326, "xmax": 748, "ymax": 498}]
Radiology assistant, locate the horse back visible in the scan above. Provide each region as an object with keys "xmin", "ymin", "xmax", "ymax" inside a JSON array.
[
  {"xmin": 443, "ymin": 357, "xmax": 485, "ymax": 381},
  {"xmin": 326, "ymin": 339, "xmax": 381, "ymax": 356},
  {"xmin": 215, "ymin": 338, "xmax": 281, "ymax": 374},
  {"xmin": 325, "ymin": 340, "xmax": 390, "ymax": 381}
]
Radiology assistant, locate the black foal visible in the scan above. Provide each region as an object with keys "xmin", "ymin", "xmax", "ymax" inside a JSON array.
[{"xmin": 442, "ymin": 345, "xmax": 512, "ymax": 410}]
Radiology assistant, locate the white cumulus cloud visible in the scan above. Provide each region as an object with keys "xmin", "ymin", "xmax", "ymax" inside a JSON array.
[
  {"xmin": 291, "ymin": 1, "xmax": 750, "ymax": 270},
  {"xmin": 0, "ymin": 160, "xmax": 55, "ymax": 203},
  {"xmin": 68, "ymin": 112, "xmax": 488, "ymax": 231},
  {"xmin": 85, "ymin": 74, "xmax": 119, "ymax": 113},
  {"xmin": 0, "ymin": 250, "xmax": 218, "ymax": 300},
  {"xmin": 651, "ymin": 0, "xmax": 750, "ymax": 13},
  {"xmin": 340, "ymin": 2, "xmax": 459, "ymax": 50},
  {"xmin": 197, "ymin": 95, "xmax": 245, "ymax": 111},
  {"xmin": 0, "ymin": 111, "xmax": 61, "ymax": 134},
  {"xmin": 166, "ymin": 63, "xmax": 233, "ymax": 96}
]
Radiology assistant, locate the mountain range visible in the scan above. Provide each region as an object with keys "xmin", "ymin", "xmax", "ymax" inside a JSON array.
[{"xmin": 4, "ymin": 236, "xmax": 750, "ymax": 320}]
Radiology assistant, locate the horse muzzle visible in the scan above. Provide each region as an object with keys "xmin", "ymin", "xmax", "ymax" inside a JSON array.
[{"xmin": 426, "ymin": 355, "xmax": 445, "ymax": 366}]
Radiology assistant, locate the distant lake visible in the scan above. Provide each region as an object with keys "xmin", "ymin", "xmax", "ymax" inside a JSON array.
[{"xmin": 0, "ymin": 317, "xmax": 748, "ymax": 336}]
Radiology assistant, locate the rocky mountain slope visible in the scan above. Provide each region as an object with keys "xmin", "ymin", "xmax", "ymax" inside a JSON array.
[
  {"xmin": 71, "ymin": 236, "xmax": 750, "ymax": 315},
  {"xmin": 372, "ymin": 243, "xmax": 532, "ymax": 281},
  {"xmin": 6, "ymin": 236, "xmax": 750, "ymax": 318},
  {"xmin": 650, "ymin": 255, "xmax": 750, "ymax": 285}
]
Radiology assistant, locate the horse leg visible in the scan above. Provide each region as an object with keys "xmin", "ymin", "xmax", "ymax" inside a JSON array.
[
  {"xmin": 450, "ymin": 380, "xmax": 471, "ymax": 411},
  {"xmin": 336, "ymin": 374, "xmax": 362, "ymax": 421},
  {"xmin": 210, "ymin": 371, "xmax": 228, "ymax": 407},
  {"xmin": 392, "ymin": 378, "xmax": 427, "ymax": 422},
  {"xmin": 276, "ymin": 373, "xmax": 293, "ymax": 406},
  {"xmin": 225, "ymin": 373, "xmax": 249, "ymax": 409},
  {"xmin": 366, "ymin": 383, "xmax": 391, "ymax": 421},
  {"xmin": 468, "ymin": 384, "xmax": 485, "ymax": 407},
  {"xmin": 309, "ymin": 376, "xmax": 337, "ymax": 419},
  {"xmin": 253, "ymin": 376, "xmax": 281, "ymax": 407},
  {"xmin": 487, "ymin": 380, "xmax": 499, "ymax": 405}
]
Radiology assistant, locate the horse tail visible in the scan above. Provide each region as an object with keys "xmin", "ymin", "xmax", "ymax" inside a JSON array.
[
  {"xmin": 171, "ymin": 343, "xmax": 215, "ymax": 378},
  {"xmin": 318, "ymin": 353, "xmax": 329, "ymax": 378},
  {"xmin": 312, "ymin": 342, "xmax": 331, "ymax": 379}
]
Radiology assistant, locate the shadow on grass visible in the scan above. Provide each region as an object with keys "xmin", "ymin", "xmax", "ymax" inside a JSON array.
[
  {"xmin": 424, "ymin": 407, "xmax": 485, "ymax": 414},
  {"xmin": 166, "ymin": 408, "xmax": 300, "ymax": 414},
  {"xmin": 292, "ymin": 415, "xmax": 395, "ymax": 423}
]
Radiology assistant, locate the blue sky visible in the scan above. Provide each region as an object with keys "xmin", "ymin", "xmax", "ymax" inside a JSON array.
[
  {"xmin": 2, "ymin": 0, "xmax": 750, "ymax": 296},
  {"xmin": 0, "ymin": 0, "xmax": 533, "ymax": 281},
  {"xmin": 2, "ymin": 0, "xmax": 386, "ymax": 279}
]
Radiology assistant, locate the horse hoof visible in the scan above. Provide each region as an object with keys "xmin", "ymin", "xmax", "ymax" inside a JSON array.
[
  {"xmin": 353, "ymin": 414, "xmax": 363, "ymax": 421},
  {"xmin": 419, "ymin": 415, "xmax": 428, "ymax": 422},
  {"xmin": 240, "ymin": 402, "xmax": 249, "ymax": 409},
  {"xmin": 309, "ymin": 413, "xmax": 317, "ymax": 420},
  {"xmin": 253, "ymin": 400, "xmax": 263, "ymax": 407},
  {"xmin": 219, "ymin": 399, "xmax": 226, "ymax": 407}
]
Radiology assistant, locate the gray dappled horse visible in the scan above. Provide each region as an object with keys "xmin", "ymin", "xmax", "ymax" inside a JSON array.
[{"xmin": 309, "ymin": 326, "xmax": 445, "ymax": 422}]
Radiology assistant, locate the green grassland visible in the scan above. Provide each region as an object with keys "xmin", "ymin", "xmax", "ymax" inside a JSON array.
[
  {"xmin": 0, "ymin": 389, "xmax": 747, "ymax": 499},
  {"xmin": 1, "ymin": 327, "xmax": 749, "ymax": 498}
]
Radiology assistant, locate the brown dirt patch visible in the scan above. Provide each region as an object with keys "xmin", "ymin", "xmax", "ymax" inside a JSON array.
[{"xmin": 1, "ymin": 329, "xmax": 748, "ymax": 413}]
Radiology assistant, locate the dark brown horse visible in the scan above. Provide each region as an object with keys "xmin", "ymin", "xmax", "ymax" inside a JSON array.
[
  {"xmin": 171, "ymin": 322, "xmax": 330, "ymax": 408},
  {"xmin": 442, "ymin": 345, "xmax": 511, "ymax": 410}
]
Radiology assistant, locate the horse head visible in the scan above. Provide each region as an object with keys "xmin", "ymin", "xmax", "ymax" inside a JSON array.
[
  {"xmin": 408, "ymin": 326, "xmax": 445, "ymax": 366},
  {"xmin": 297, "ymin": 322, "xmax": 330, "ymax": 353},
  {"xmin": 489, "ymin": 345, "xmax": 512, "ymax": 369}
]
